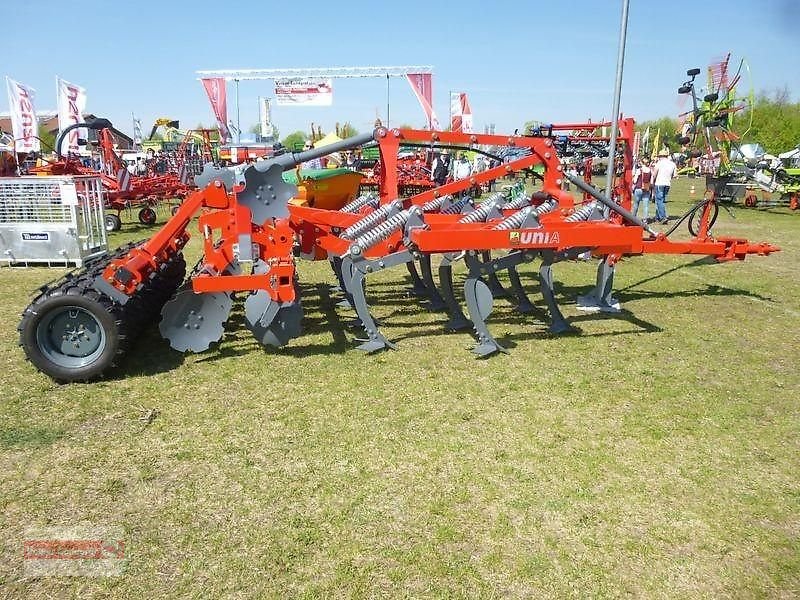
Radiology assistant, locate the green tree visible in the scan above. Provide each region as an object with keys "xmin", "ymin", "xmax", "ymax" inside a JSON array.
[
  {"xmin": 637, "ymin": 116, "xmax": 681, "ymax": 153},
  {"xmin": 743, "ymin": 88, "xmax": 800, "ymax": 153},
  {"xmin": 282, "ymin": 130, "xmax": 307, "ymax": 151},
  {"xmin": 37, "ymin": 124, "xmax": 56, "ymax": 153}
]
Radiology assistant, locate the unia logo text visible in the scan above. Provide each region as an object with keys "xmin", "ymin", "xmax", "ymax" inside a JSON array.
[{"xmin": 509, "ymin": 230, "xmax": 560, "ymax": 245}]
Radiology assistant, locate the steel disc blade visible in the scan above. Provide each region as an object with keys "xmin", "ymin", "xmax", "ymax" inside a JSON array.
[
  {"xmin": 247, "ymin": 299, "xmax": 303, "ymax": 348},
  {"xmin": 159, "ymin": 286, "xmax": 232, "ymax": 352},
  {"xmin": 244, "ymin": 290, "xmax": 280, "ymax": 329}
]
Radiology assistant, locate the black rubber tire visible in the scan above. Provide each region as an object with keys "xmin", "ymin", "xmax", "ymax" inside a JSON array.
[
  {"xmin": 688, "ymin": 202, "xmax": 719, "ymax": 237},
  {"xmin": 171, "ymin": 205, "xmax": 180, "ymax": 216},
  {"xmin": 138, "ymin": 207, "xmax": 157, "ymax": 226},
  {"xmin": 105, "ymin": 213, "xmax": 122, "ymax": 232},
  {"xmin": 18, "ymin": 287, "xmax": 127, "ymax": 383}
]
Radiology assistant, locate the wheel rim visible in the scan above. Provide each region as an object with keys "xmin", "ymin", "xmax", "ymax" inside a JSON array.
[
  {"xmin": 35, "ymin": 306, "xmax": 106, "ymax": 368},
  {"xmin": 139, "ymin": 208, "xmax": 156, "ymax": 224}
]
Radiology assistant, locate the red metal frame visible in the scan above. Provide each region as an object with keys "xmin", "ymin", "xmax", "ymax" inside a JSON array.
[{"xmin": 96, "ymin": 120, "xmax": 778, "ymax": 309}]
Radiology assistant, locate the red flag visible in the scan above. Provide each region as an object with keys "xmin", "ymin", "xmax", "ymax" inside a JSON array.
[
  {"xmin": 200, "ymin": 78, "xmax": 230, "ymax": 141},
  {"xmin": 406, "ymin": 73, "xmax": 440, "ymax": 130},
  {"xmin": 450, "ymin": 92, "xmax": 473, "ymax": 133}
]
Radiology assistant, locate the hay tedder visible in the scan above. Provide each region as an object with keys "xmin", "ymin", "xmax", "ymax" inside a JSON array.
[{"xmin": 18, "ymin": 119, "xmax": 779, "ymax": 382}]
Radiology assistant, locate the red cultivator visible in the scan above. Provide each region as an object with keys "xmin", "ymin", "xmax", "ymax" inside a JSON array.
[{"xmin": 18, "ymin": 120, "xmax": 779, "ymax": 382}]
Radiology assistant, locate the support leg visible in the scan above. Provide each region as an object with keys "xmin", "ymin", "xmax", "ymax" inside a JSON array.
[
  {"xmin": 539, "ymin": 254, "xmax": 573, "ymax": 333},
  {"xmin": 438, "ymin": 253, "xmax": 472, "ymax": 331},
  {"xmin": 406, "ymin": 260, "xmax": 429, "ymax": 297},
  {"xmin": 507, "ymin": 265, "xmax": 536, "ymax": 314},
  {"xmin": 576, "ymin": 256, "xmax": 621, "ymax": 313},
  {"xmin": 418, "ymin": 254, "xmax": 448, "ymax": 311}
]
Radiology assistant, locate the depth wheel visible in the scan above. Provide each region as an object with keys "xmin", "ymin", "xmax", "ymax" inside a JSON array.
[
  {"xmin": 744, "ymin": 194, "xmax": 758, "ymax": 208},
  {"xmin": 18, "ymin": 289, "xmax": 126, "ymax": 383},
  {"xmin": 105, "ymin": 213, "xmax": 122, "ymax": 232},
  {"xmin": 138, "ymin": 207, "xmax": 157, "ymax": 226}
]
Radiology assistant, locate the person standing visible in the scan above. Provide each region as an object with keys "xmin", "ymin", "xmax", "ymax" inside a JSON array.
[
  {"xmin": 652, "ymin": 149, "xmax": 677, "ymax": 224},
  {"xmin": 453, "ymin": 152, "xmax": 472, "ymax": 181},
  {"xmin": 631, "ymin": 157, "xmax": 653, "ymax": 223},
  {"xmin": 430, "ymin": 150, "xmax": 451, "ymax": 186}
]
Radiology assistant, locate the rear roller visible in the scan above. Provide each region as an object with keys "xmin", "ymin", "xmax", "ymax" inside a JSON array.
[
  {"xmin": 18, "ymin": 247, "xmax": 185, "ymax": 382},
  {"xmin": 18, "ymin": 286, "xmax": 127, "ymax": 383}
]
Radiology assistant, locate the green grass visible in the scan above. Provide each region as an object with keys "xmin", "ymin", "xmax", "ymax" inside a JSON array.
[{"xmin": 1, "ymin": 178, "xmax": 799, "ymax": 598}]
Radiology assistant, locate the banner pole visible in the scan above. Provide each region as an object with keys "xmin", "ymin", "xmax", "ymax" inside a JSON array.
[{"xmin": 386, "ymin": 73, "xmax": 390, "ymax": 127}]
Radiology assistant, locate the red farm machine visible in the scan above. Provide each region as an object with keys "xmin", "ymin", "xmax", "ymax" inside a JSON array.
[
  {"xmin": 18, "ymin": 119, "xmax": 779, "ymax": 382},
  {"xmin": 30, "ymin": 119, "xmax": 199, "ymax": 231}
]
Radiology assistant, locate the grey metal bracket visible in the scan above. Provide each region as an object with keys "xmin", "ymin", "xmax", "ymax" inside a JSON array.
[
  {"xmin": 438, "ymin": 252, "xmax": 472, "ymax": 332},
  {"xmin": 539, "ymin": 251, "xmax": 574, "ymax": 333},
  {"xmin": 576, "ymin": 256, "xmax": 622, "ymax": 313},
  {"xmin": 342, "ymin": 250, "xmax": 414, "ymax": 353}
]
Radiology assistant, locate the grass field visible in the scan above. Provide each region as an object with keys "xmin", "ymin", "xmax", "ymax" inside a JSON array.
[{"xmin": 1, "ymin": 177, "xmax": 798, "ymax": 598}]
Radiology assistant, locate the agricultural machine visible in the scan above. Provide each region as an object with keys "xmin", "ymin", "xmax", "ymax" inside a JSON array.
[
  {"xmin": 30, "ymin": 120, "xmax": 196, "ymax": 230},
  {"xmin": 674, "ymin": 54, "xmax": 797, "ymax": 210},
  {"xmin": 18, "ymin": 120, "xmax": 779, "ymax": 383}
]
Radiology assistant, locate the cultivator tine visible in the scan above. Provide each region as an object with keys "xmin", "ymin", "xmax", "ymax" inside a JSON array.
[
  {"xmin": 342, "ymin": 206, "xmax": 426, "ymax": 351},
  {"xmin": 463, "ymin": 252, "xmax": 506, "ymax": 357},
  {"xmin": 506, "ymin": 266, "xmax": 536, "ymax": 314},
  {"xmin": 576, "ymin": 256, "xmax": 621, "ymax": 313},
  {"xmin": 539, "ymin": 252, "xmax": 573, "ymax": 333},
  {"xmin": 405, "ymin": 260, "xmax": 429, "ymax": 297},
  {"xmin": 438, "ymin": 253, "xmax": 472, "ymax": 332},
  {"xmin": 418, "ymin": 254, "xmax": 448, "ymax": 311}
]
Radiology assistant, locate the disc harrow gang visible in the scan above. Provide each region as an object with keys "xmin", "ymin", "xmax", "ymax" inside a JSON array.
[{"xmin": 17, "ymin": 122, "xmax": 780, "ymax": 382}]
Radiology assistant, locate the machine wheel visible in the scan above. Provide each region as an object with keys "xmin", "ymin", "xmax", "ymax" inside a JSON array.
[
  {"xmin": 744, "ymin": 194, "xmax": 758, "ymax": 208},
  {"xmin": 18, "ymin": 287, "xmax": 127, "ymax": 383},
  {"xmin": 688, "ymin": 202, "xmax": 719, "ymax": 237},
  {"xmin": 105, "ymin": 213, "xmax": 122, "ymax": 232},
  {"xmin": 171, "ymin": 205, "xmax": 180, "ymax": 216},
  {"xmin": 138, "ymin": 207, "xmax": 157, "ymax": 225}
]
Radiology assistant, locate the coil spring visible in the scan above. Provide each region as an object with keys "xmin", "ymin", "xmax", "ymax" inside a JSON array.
[
  {"xmin": 351, "ymin": 206, "xmax": 420, "ymax": 253},
  {"xmin": 565, "ymin": 201, "xmax": 598, "ymax": 223},
  {"xmin": 534, "ymin": 198, "xmax": 558, "ymax": 216},
  {"xmin": 494, "ymin": 206, "xmax": 535, "ymax": 230},
  {"xmin": 341, "ymin": 200, "xmax": 402, "ymax": 240},
  {"xmin": 441, "ymin": 197, "xmax": 471, "ymax": 214},
  {"xmin": 504, "ymin": 195, "xmax": 531, "ymax": 211},
  {"xmin": 458, "ymin": 194, "xmax": 504, "ymax": 224},
  {"xmin": 421, "ymin": 196, "xmax": 447, "ymax": 212},
  {"xmin": 340, "ymin": 193, "xmax": 376, "ymax": 214}
]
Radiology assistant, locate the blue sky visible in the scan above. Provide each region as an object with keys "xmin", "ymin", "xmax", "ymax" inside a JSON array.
[{"xmin": 5, "ymin": 0, "xmax": 799, "ymax": 139}]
